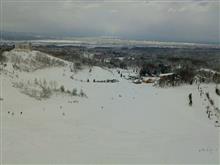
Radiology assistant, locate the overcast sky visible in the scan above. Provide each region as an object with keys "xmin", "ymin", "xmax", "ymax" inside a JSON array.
[{"xmin": 1, "ymin": 0, "xmax": 220, "ymax": 43}]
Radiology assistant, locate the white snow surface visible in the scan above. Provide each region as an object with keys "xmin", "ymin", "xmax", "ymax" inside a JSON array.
[{"xmin": 0, "ymin": 50, "xmax": 219, "ymax": 164}]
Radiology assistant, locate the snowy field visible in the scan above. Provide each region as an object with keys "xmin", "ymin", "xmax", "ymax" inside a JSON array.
[{"xmin": 0, "ymin": 50, "xmax": 219, "ymax": 164}]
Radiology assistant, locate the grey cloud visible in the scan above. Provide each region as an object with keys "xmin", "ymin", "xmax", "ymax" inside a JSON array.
[{"xmin": 1, "ymin": 0, "xmax": 219, "ymax": 43}]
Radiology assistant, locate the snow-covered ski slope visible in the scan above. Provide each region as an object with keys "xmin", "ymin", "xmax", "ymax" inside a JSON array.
[{"xmin": 0, "ymin": 50, "xmax": 219, "ymax": 164}]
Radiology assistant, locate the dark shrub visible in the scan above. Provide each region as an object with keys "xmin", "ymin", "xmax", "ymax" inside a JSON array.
[
  {"xmin": 79, "ymin": 89, "xmax": 87, "ymax": 98},
  {"xmin": 72, "ymin": 88, "xmax": 77, "ymax": 96},
  {"xmin": 60, "ymin": 85, "xmax": 65, "ymax": 92},
  {"xmin": 216, "ymin": 87, "xmax": 220, "ymax": 96}
]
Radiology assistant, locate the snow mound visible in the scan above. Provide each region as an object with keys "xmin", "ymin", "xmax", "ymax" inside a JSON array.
[{"xmin": 3, "ymin": 50, "xmax": 68, "ymax": 72}]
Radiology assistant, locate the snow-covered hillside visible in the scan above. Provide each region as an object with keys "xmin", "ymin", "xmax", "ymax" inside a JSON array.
[
  {"xmin": 0, "ymin": 50, "xmax": 219, "ymax": 164},
  {"xmin": 3, "ymin": 50, "xmax": 67, "ymax": 72}
]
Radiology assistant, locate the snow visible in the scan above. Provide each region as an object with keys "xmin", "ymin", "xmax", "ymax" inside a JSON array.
[
  {"xmin": 159, "ymin": 73, "xmax": 174, "ymax": 77},
  {"xmin": 199, "ymin": 68, "xmax": 220, "ymax": 74},
  {"xmin": 0, "ymin": 50, "xmax": 219, "ymax": 164}
]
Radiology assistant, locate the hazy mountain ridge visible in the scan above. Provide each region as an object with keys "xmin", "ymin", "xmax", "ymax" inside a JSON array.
[{"xmin": 1, "ymin": 31, "xmax": 219, "ymax": 49}]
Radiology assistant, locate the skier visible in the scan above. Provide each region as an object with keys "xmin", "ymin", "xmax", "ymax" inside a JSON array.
[{"xmin": 189, "ymin": 93, "xmax": 192, "ymax": 106}]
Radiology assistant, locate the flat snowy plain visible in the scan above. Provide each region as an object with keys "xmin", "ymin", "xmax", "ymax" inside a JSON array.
[{"xmin": 0, "ymin": 50, "xmax": 219, "ymax": 164}]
